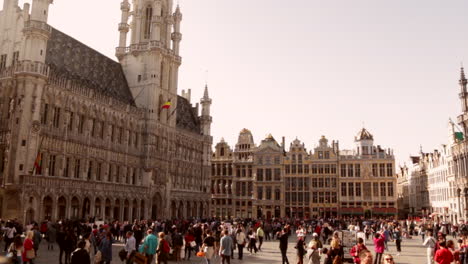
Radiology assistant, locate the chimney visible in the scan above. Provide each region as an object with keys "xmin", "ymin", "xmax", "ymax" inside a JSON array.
[{"xmin": 282, "ymin": 136, "xmax": 285, "ymax": 152}]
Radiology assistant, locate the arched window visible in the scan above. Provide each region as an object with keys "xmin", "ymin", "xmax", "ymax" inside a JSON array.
[{"xmin": 143, "ymin": 6, "xmax": 153, "ymax": 39}]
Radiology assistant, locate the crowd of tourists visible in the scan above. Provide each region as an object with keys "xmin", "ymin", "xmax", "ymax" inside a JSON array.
[{"xmin": 0, "ymin": 217, "xmax": 467, "ymax": 264}]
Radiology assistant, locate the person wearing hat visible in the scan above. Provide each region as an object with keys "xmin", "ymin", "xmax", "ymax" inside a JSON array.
[{"xmin": 310, "ymin": 233, "xmax": 322, "ymax": 250}]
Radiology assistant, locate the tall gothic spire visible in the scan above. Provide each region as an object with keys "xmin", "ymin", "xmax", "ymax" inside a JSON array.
[
  {"xmin": 461, "ymin": 67, "xmax": 467, "ymax": 85},
  {"xmin": 203, "ymin": 84, "xmax": 209, "ymax": 99}
]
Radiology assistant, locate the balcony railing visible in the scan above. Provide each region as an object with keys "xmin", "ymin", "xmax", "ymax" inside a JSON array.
[
  {"xmin": 21, "ymin": 175, "xmax": 149, "ymax": 194},
  {"xmin": 23, "ymin": 20, "xmax": 52, "ymax": 34},
  {"xmin": 0, "ymin": 61, "xmax": 49, "ymax": 79}
]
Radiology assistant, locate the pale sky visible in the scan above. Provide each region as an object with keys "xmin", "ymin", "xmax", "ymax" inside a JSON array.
[{"xmin": 3, "ymin": 0, "xmax": 468, "ymax": 165}]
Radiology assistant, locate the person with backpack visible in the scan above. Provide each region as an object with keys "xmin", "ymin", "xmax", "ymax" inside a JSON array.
[
  {"xmin": 394, "ymin": 227, "xmax": 402, "ymax": 256},
  {"xmin": 172, "ymin": 228, "xmax": 184, "ymax": 262},
  {"xmin": 423, "ymin": 231, "xmax": 437, "ymax": 264},
  {"xmin": 142, "ymin": 229, "xmax": 158, "ymax": 264},
  {"xmin": 157, "ymin": 232, "xmax": 170, "ymax": 264}
]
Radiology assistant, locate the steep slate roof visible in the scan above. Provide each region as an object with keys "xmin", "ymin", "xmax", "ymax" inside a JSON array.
[
  {"xmin": 176, "ymin": 96, "xmax": 201, "ymax": 134},
  {"xmin": 45, "ymin": 28, "xmax": 135, "ymax": 106}
]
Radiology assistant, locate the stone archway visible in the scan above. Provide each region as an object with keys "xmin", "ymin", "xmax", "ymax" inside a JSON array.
[
  {"xmin": 57, "ymin": 197, "xmax": 67, "ymax": 220},
  {"xmin": 171, "ymin": 201, "xmax": 177, "ymax": 219},
  {"xmin": 192, "ymin": 202, "xmax": 198, "ymax": 218},
  {"xmin": 186, "ymin": 201, "xmax": 191, "ymax": 218},
  {"xmin": 94, "ymin": 198, "xmax": 102, "ymax": 219},
  {"xmin": 105, "ymin": 198, "xmax": 112, "ymax": 220},
  {"xmin": 26, "ymin": 208, "xmax": 35, "ymax": 224},
  {"xmin": 199, "ymin": 202, "xmax": 204, "ymax": 218},
  {"xmin": 114, "ymin": 199, "xmax": 121, "ymax": 220},
  {"xmin": 71, "ymin": 197, "xmax": 80, "ymax": 219},
  {"xmin": 152, "ymin": 193, "xmax": 162, "ymax": 220},
  {"xmin": 43, "ymin": 196, "xmax": 53, "ymax": 221},
  {"xmin": 124, "ymin": 200, "xmax": 129, "ymax": 221},
  {"xmin": 82, "ymin": 197, "xmax": 91, "ymax": 220},
  {"xmin": 132, "ymin": 200, "xmax": 138, "ymax": 221},
  {"xmin": 140, "ymin": 200, "xmax": 145, "ymax": 220},
  {"xmin": 178, "ymin": 201, "xmax": 184, "ymax": 219}
]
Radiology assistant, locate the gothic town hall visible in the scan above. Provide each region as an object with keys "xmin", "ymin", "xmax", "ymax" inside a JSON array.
[{"xmin": 0, "ymin": 0, "xmax": 213, "ymax": 223}]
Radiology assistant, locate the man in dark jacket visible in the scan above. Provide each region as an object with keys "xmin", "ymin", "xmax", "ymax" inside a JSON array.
[
  {"xmin": 278, "ymin": 228, "xmax": 290, "ymax": 264},
  {"xmin": 71, "ymin": 240, "xmax": 90, "ymax": 264}
]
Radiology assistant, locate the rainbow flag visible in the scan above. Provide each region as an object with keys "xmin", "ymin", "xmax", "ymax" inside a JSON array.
[
  {"xmin": 161, "ymin": 101, "xmax": 171, "ymax": 109},
  {"xmin": 33, "ymin": 152, "xmax": 42, "ymax": 175}
]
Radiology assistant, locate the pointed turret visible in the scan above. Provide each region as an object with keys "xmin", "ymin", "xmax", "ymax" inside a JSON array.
[
  {"xmin": 116, "ymin": 0, "xmax": 131, "ymax": 59},
  {"xmin": 460, "ymin": 67, "xmax": 467, "ymax": 92},
  {"xmin": 172, "ymin": 4, "xmax": 183, "ymax": 55},
  {"xmin": 459, "ymin": 66, "xmax": 468, "ymax": 114},
  {"xmin": 200, "ymin": 84, "xmax": 212, "ymax": 135}
]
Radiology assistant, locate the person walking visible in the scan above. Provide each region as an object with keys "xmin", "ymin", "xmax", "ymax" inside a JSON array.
[
  {"xmin": 142, "ymin": 229, "xmax": 158, "ymax": 264},
  {"xmin": 3, "ymin": 222, "xmax": 17, "ymax": 253},
  {"xmin": 219, "ymin": 230, "xmax": 233, "ymax": 264},
  {"xmin": 257, "ymin": 226, "xmax": 265, "ymax": 251},
  {"xmin": 350, "ymin": 238, "xmax": 367, "ymax": 264},
  {"xmin": 202, "ymin": 230, "xmax": 215, "ymax": 264},
  {"xmin": 306, "ymin": 241, "xmax": 320, "ymax": 264},
  {"xmin": 32, "ymin": 226, "xmax": 41, "ymax": 257},
  {"xmin": 248, "ymin": 229, "xmax": 258, "ymax": 254},
  {"xmin": 296, "ymin": 236, "xmax": 305, "ymax": 264},
  {"xmin": 434, "ymin": 241, "xmax": 453, "ymax": 264},
  {"xmin": 98, "ymin": 232, "xmax": 113, "ymax": 264},
  {"xmin": 394, "ymin": 227, "xmax": 402, "ymax": 256},
  {"xmin": 172, "ymin": 228, "xmax": 184, "ymax": 262},
  {"xmin": 124, "ymin": 231, "xmax": 136, "ymax": 264},
  {"xmin": 22, "ymin": 231, "xmax": 35, "ymax": 264},
  {"xmin": 423, "ymin": 231, "xmax": 437, "ymax": 264},
  {"xmin": 373, "ymin": 233, "xmax": 385, "ymax": 264},
  {"xmin": 156, "ymin": 232, "xmax": 170, "ymax": 264},
  {"xmin": 236, "ymin": 228, "xmax": 246, "ymax": 260},
  {"xmin": 184, "ymin": 230, "xmax": 195, "ymax": 261},
  {"xmin": 278, "ymin": 228, "xmax": 290, "ymax": 264},
  {"xmin": 46, "ymin": 225, "xmax": 57, "ymax": 251},
  {"xmin": 8, "ymin": 235, "xmax": 23, "ymax": 264},
  {"xmin": 70, "ymin": 240, "xmax": 90, "ymax": 264}
]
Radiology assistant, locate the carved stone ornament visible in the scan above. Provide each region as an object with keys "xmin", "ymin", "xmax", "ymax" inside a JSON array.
[{"xmin": 31, "ymin": 120, "xmax": 41, "ymax": 133}]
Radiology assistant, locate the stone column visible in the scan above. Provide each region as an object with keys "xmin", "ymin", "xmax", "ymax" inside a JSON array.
[
  {"xmin": 100, "ymin": 200, "xmax": 105, "ymax": 221},
  {"xmin": 119, "ymin": 199, "xmax": 124, "ymax": 221},
  {"xmin": 129, "ymin": 202, "xmax": 133, "ymax": 222}
]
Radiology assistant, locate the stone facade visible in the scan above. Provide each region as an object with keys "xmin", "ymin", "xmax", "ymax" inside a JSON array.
[
  {"xmin": 0, "ymin": 0, "xmax": 212, "ymax": 223},
  {"xmin": 211, "ymin": 128, "xmax": 398, "ymax": 219}
]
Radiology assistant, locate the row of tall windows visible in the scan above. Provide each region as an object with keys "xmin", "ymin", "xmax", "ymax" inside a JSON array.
[
  {"xmin": 41, "ymin": 104, "xmax": 139, "ymax": 147},
  {"xmin": 371, "ymin": 163, "xmax": 393, "ymax": 177},
  {"xmin": 311, "ymin": 191, "xmax": 338, "ymax": 203},
  {"xmin": 256, "ymin": 168, "xmax": 281, "ymax": 181},
  {"xmin": 211, "ymin": 163, "xmax": 233, "ymax": 176},
  {"xmin": 257, "ymin": 187, "xmax": 281, "ymax": 200},
  {"xmin": 311, "ymin": 177, "xmax": 338, "ymax": 189},
  {"xmin": 341, "ymin": 182, "xmax": 394, "ymax": 197},
  {"xmin": 41, "ymin": 153, "xmax": 139, "ymax": 184}
]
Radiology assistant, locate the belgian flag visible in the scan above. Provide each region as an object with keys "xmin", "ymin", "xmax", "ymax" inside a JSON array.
[
  {"xmin": 161, "ymin": 101, "xmax": 171, "ymax": 109},
  {"xmin": 33, "ymin": 152, "xmax": 42, "ymax": 175}
]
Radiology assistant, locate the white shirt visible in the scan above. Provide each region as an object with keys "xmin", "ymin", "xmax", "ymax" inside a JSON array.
[
  {"xmin": 125, "ymin": 236, "xmax": 136, "ymax": 252},
  {"xmin": 236, "ymin": 232, "xmax": 246, "ymax": 245}
]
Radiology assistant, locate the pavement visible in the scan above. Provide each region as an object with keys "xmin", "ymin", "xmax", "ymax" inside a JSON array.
[{"xmin": 6, "ymin": 233, "xmax": 431, "ymax": 264}]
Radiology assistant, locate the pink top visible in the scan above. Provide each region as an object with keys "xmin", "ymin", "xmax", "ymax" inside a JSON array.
[{"xmin": 373, "ymin": 236, "xmax": 385, "ymax": 254}]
